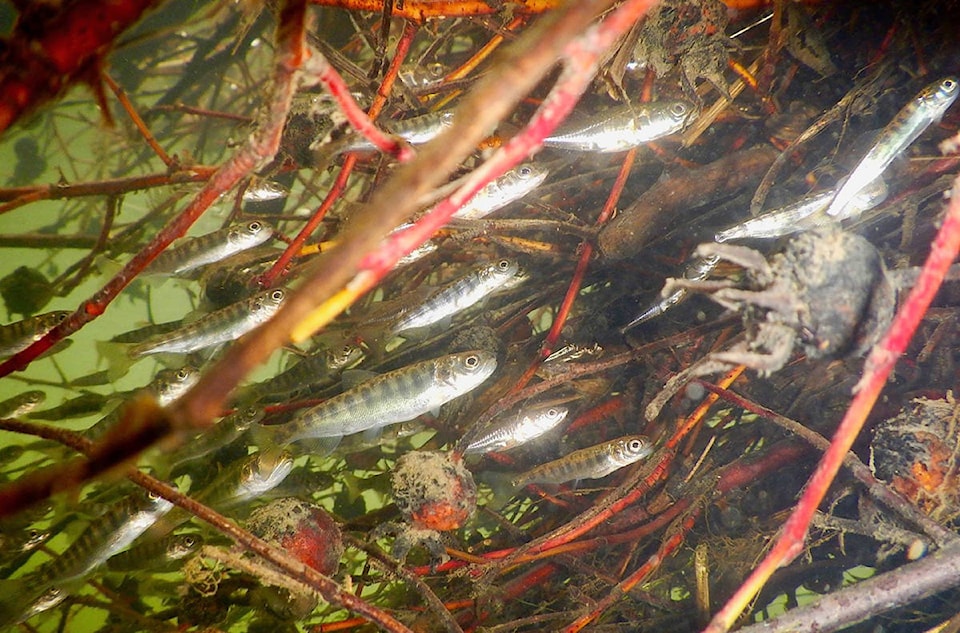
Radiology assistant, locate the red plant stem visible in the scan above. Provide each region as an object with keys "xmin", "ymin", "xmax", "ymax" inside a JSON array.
[
  {"xmin": 564, "ymin": 395, "xmax": 626, "ymax": 435},
  {"xmin": 103, "ymin": 72, "xmax": 174, "ymax": 167},
  {"xmin": 259, "ymin": 22, "xmax": 416, "ymax": 287},
  {"xmin": 360, "ymin": 0, "xmax": 660, "ymax": 277},
  {"xmin": 477, "ymin": 365, "xmax": 743, "ymax": 578},
  {"xmin": 0, "ymin": 0, "xmax": 310, "ymax": 378},
  {"xmin": 704, "ymin": 170, "xmax": 960, "ymax": 633},
  {"xmin": 309, "ymin": 48, "xmax": 413, "ymax": 161},
  {"xmin": 512, "ymin": 149, "xmax": 637, "ymax": 390},
  {"xmin": 0, "ymin": 418, "xmax": 414, "ymax": 633},
  {"xmin": 308, "ymin": 0, "xmax": 558, "ymax": 21},
  {"xmin": 0, "ymin": 169, "xmax": 215, "ymax": 213},
  {"xmin": 261, "ymin": 154, "xmax": 359, "ymax": 287}
]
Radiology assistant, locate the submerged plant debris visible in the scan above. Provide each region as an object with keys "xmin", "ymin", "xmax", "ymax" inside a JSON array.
[{"xmin": 2, "ymin": 1, "xmax": 960, "ymax": 632}]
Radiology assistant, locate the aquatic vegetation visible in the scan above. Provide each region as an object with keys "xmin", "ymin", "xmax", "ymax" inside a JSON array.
[{"xmin": 2, "ymin": 2, "xmax": 960, "ymax": 633}]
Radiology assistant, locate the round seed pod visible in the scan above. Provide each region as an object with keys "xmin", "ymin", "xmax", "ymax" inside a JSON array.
[
  {"xmin": 391, "ymin": 450, "xmax": 477, "ymax": 531},
  {"xmin": 246, "ymin": 497, "xmax": 343, "ymax": 576}
]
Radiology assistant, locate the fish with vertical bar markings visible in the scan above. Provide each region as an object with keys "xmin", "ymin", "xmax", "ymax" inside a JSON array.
[
  {"xmin": 144, "ymin": 220, "xmax": 274, "ymax": 276},
  {"xmin": 0, "ymin": 390, "xmax": 45, "ymax": 418},
  {"xmin": 0, "ymin": 311, "xmax": 70, "ymax": 357},
  {"xmin": 193, "ymin": 448, "xmax": 294, "ymax": 511},
  {"xmin": 512, "ymin": 435, "xmax": 653, "ymax": 487},
  {"xmin": 459, "ymin": 403, "xmax": 569, "ymax": 455},
  {"xmin": 381, "ymin": 259, "xmax": 523, "ymax": 336},
  {"xmin": 260, "ymin": 350, "xmax": 498, "ymax": 446},
  {"xmin": 236, "ymin": 341, "xmax": 364, "ymax": 402},
  {"xmin": 544, "ymin": 101, "xmax": 695, "ymax": 152},
  {"xmin": 451, "ymin": 164, "xmax": 550, "ymax": 220},
  {"xmin": 0, "ymin": 491, "xmax": 174, "ymax": 626},
  {"xmin": 166, "ymin": 406, "xmax": 266, "ymax": 473},
  {"xmin": 82, "ymin": 366, "xmax": 200, "ymax": 441},
  {"xmin": 826, "ymin": 76, "xmax": 959, "ymax": 217},
  {"xmin": 106, "ymin": 533, "xmax": 203, "ymax": 573},
  {"xmin": 125, "ymin": 288, "xmax": 285, "ymax": 357}
]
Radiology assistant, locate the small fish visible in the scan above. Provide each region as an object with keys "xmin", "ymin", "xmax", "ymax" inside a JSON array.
[
  {"xmin": 27, "ymin": 391, "xmax": 105, "ymax": 421},
  {"xmin": 324, "ymin": 110, "xmax": 456, "ymax": 155},
  {"xmin": 512, "ymin": 435, "xmax": 653, "ymax": 487},
  {"xmin": 106, "ymin": 533, "xmax": 203, "ymax": 573},
  {"xmin": 35, "ymin": 491, "xmax": 173, "ymax": 585},
  {"xmin": 0, "ymin": 491, "xmax": 174, "ymax": 625},
  {"xmin": 382, "ymin": 259, "xmax": 522, "ymax": 336},
  {"xmin": 83, "ymin": 366, "xmax": 200, "ymax": 441},
  {"xmin": 716, "ymin": 176, "xmax": 889, "ymax": 243},
  {"xmin": 243, "ymin": 181, "xmax": 288, "ymax": 203},
  {"xmin": 544, "ymin": 101, "xmax": 695, "ymax": 152},
  {"xmin": 166, "ymin": 406, "xmax": 266, "ymax": 473},
  {"xmin": 261, "ymin": 350, "xmax": 497, "ymax": 445},
  {"xmin": 193, "ymin": 448, "xmax": 294, "ymax": 511},
  {"xmin": 144, "ymin": 220, "xmax": 275, "ymax": 276},
  {"xmin": 236, "ymin": 342, "xmax": 364, "ymax": 402},
  {"xmin": 826, "ymin": 76, "xmax": 959, "ymax": 217},
  {"xmin": 0, "ymin": 390, "xmax": 45, "ymax": 418},
  {"xmin": 0, "ymin": 311, "xmax": 70, "ymax": 357},
  {"xmin": 460, "ymin": 403, "xmax": 569, "ymax": 455},
  {"xmin": 127, "ymin": 288, "xmax": 285, "ymax": 357},
  {"xmin": 451, "ymin": 164, "xmax": 550, "ymax": 220},
  {"xmin": 399, "ymin": 62, "xmax": 447, "ymax": 90}
]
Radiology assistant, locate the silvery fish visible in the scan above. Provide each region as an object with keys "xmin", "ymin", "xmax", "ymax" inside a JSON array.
[
  {"xmin": 325, "ymin": 110, "xmax": 456, "ymax": 155},
  {"xmin": 127, "ymin": 288, "xmax": 285, "ymax": 357},
  {"xmin": 625, "ymin": 176, "xmax": 890, "ymax": 331},
  {"xmin": 144, "ymin": 220, "xmax": 274, "ymax": 276},
  {"xmin": 261, "ymin": 350, "xmax": 498, "ymax": 445},
  {"xmin": 105, "ymin": 533, "xmax": 203, "ymax": 573},
  {"xmin": 0, "ymin": 390, "xmax": 45, "ymax": 418},
  {"xmin": 0, "ymin": 491, "xmax": 173, "ymax": 625},
  {"xmin": 0, "ymin": 311, "xmax": 70, "ymax": 357},
  {"xmin": 512, "ymin": 435, "xmax": 653, "ymax": 487},
  {"xmin": 237, "ymin": 342, "xmax": 364, "ymax": 402},
  {"xmin": 826, "ymin": 76, "xmax": 959, "ymax": 217},
  {"xmin": 544, "ymin": 100, "xmax": 696, "ymax": 152},
  {"xmin": 193, "ymin": 448, "xmax": 293, "ymax": 511},
  {"xmin": 459, "ymin": 403, "xmax": 569, "ymax": 455},
  {"xmin": 451, "ymin": 164, "xmax": 550, "ymax": 220},
  {"xmin": 383, "ymin": 259, "xmax": 522, "ymax": 336},
  {"xmin": 716, "ymin": 176, "xmax": 889, "ymax": 243},
  {"xmin": 243, "ymin": 181, "xmax": 288, "ymax": 203}
]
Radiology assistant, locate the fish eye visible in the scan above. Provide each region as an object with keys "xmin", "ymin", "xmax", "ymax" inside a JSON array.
[
  {"xmin": 428, "ymin": 63, "xmax": 444, "ymax": 78},
  {"xmin": 670, "ymin": 102, "xmax": 688, "ymax": 117},
  {"xmin": 519, "ymin": 166, "xmax": 532, "ymax": 177},
  {"xmin": 271, "ymin": 289, "xmax": 284, "ymax": 301},
  {"xmin": 147, "ymin": 491, "xmax": 162, "ymax": 502},
  {"xmin": 945, "ymin": 78, "xmax": 958, "ymax": 91},
  {"xmin": 249, "ymin": 220, "xmax": 262, "ymax": 231},
  {"xmin": 464, "ymin": 354, "xmax": 480, "ymax": 368},
  {"xmin": 497, "ymin": 259, "xmax": 511, "ymax": 270},
  {"xmin": 176, "ymin": 368, "xmax": 190, "ymax": 380},
  {"xmin": 629, "ymin": 438, "xmax": 645, "ymax": 452},
  {"xmin": 183, "ymin": 535, "xmax": 197, "ymax": 547},
  {"xmin": 547, "ymin": 408, "xmax": 559, "ymax": 417}
]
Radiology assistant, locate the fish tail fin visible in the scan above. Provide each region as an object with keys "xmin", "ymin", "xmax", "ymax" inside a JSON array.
[
  {"xmin": 476, "ymin": 470, "xmax": 520, "ymax": 512},
  {"xmin": 95, "ymin": 340, "xmax": 134, "ymax": 382}
]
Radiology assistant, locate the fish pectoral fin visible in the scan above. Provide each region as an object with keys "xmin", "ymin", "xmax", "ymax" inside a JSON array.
[{"xmin": 295, "ymin": 436, "xmax": 342, "ymax": 458}]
